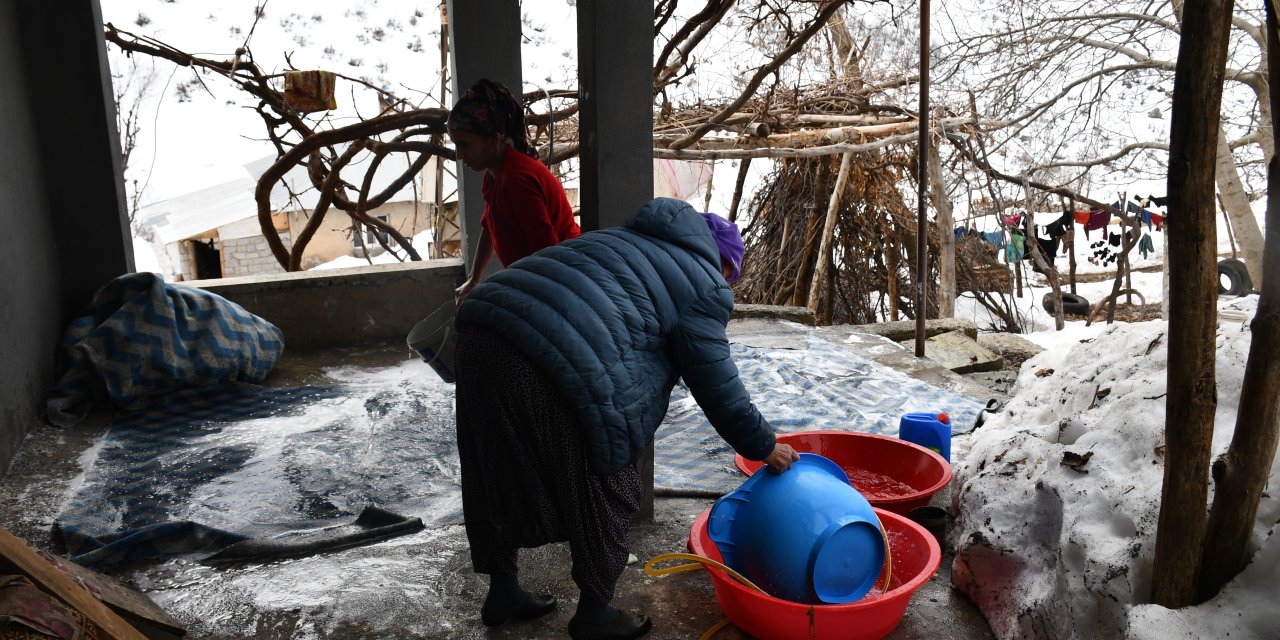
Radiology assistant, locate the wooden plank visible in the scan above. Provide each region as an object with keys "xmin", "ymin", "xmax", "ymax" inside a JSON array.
[
  {"xmin": 0, "ymin": 527, "xmax": 148, "ymax": 640},
  {"xmin": 33, "ymin": 548, "xmax": 185, "ymax": 637}
]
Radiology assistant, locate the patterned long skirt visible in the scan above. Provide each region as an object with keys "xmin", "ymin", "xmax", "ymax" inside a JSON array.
[{"xmin": 454, "ymin": 323, "xmax": 642, "ymax": 602}]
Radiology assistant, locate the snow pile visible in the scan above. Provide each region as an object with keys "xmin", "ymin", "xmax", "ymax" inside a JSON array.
[{"xmin": 951, "ymin": 296, "xmax": 1279, "ymax": 639}]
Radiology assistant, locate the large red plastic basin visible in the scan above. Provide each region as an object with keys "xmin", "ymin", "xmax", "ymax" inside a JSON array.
[
  {"xmin": 735, "ymin": 431, "xmax": 952, "ymax": 515},
  {"xmin": 688, "ymin": 507, "xmax": 941, "ymax": 640}
]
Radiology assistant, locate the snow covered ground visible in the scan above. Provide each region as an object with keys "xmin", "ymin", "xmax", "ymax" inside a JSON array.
[
  {"xmin": 947, "ymin": 192, "xmax": 1275, "ymax": 639},
  {"xmin": 950, "ymin": 293, "xmax": 1276, "ymax": 639}
]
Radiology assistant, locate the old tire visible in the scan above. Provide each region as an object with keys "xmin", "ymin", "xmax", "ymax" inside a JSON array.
[
  {"xmin": 1042, "ymin": 292, "xmax": 1090, "ymax": 315},
  {"xmin": 1217, "ymin": 259, "xmax": 1252, "ymax": 296}
]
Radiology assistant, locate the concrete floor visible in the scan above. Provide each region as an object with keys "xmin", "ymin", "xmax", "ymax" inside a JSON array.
[{"xmin": 0, "ymin": 321, "xmax": 997, "ymax": 639}]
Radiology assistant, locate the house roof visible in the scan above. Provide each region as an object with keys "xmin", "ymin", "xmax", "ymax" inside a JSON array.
[
  {"xmin": 138, "ymin": 150, "xmax": 458, "ymax": 245},
  {"xmin": 136, "ymin": 176, "xmax": 259, "ymax": 245}
]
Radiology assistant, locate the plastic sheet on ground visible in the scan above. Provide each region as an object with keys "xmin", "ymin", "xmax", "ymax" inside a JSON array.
[
  {"xmin": 56, "ymin": 332, "xmax": 987, "ymax": 567},
  {"xmin": 654, "ymin": 335, "xmax": 988, "ymax": 495},
  {"xmin": 56, "ymin": 366, "xmax": 458, "ymax": 569}
]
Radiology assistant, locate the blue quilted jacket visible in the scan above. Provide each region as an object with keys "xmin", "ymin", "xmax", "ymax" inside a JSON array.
[{"xmin": 456, "ymin": 197, "xmax": 776, "ymax": 474}]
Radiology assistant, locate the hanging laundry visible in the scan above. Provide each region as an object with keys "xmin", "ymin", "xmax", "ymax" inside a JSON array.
[
  {"xmin": 1036, "ymin": 236, "xmax": 1060, "ymax": 266},
  {"xmin": 981, "ymin": 231, "xmax": 1004, "ymax": 249},
  {"xmin": 1002, "ymin": 213, "xmax": 1023, "ymax": 228},
  {"xmin": 1045, "ymin": 209, "xmax": 1074, "ymax": 239},
  {"xmin": 954, "ymin": 226, "xmax": 967, "ymax": 240},
  {"xmin": 1141, "ymin": 210, "xmax": 1153, "ymax": 230},
  {"xmin": 1006, "ymin": 232, "xmax": 1025, "ymax": 262},
  {"xmin": 1138, "ymin": 234, "xmax": 1155, "ymax": 259},
  {"xmin": 284, "ymin": 70, "xmax": 338, "ymax": 113},
  {"xmin": 1108, "ymin": 232, "xmax": 1122, "ymax": 247},
  {"xmin": 1074, "ymin": 210, "xmax": 1091, "ymax": 225},
  {"xmin": 1151, "ymin": 212, "xmax": 1164, "ymax": 231},
  {"xmin": 1084, "ymin": 208, "xmax": 1110, "ymax": 239}
]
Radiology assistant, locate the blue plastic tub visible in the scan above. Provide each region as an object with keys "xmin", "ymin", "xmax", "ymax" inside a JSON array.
[{"xmin": 708, "ymin": 453, "xmax": 885, "ymax": 604}]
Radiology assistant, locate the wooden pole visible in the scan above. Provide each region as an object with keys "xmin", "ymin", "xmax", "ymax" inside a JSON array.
[
  {"xmin": 703, "ymin": 159, "xmax": 716, "ymax": 212},
  {"xmin": 790, "ymin": 209, "xmax": 821, "ymax": 307},
  {"xmin": 1123, "ymin": 192, "xmax": 1133, "ymax": 305},
  {"xmin": 810, "ymin": 153, "xmax": 855, "ymax": 310},
  {"xmin": 776, "ymin": 216, "xmax": 791, "ymax": 275},
  {"xmin": 915, "ymin": 0, "xmax": 931, "ymax": 357},
  {"xmin": 433, "ymin": 2, "xmax": 449, "ymax": 259},
  {"xmin": 1014, "ymin": 243, "xmax": 1023, "ymax": 298},
  {"xmin": 1151, "ymin": 0, "xmax": 1231, "ymax": 609},
  {"xmin": 929, "ymin": 128, "xmax": 955, "ymax": 318},
  {"xmin": 1068, "ymin": 197, "xmax": 1079, "ymax": 295},
  {"xmin": 728, "ymin": 158, "xmax": 752, "ymax": 223},
  {"xmin": 888, "ymin": 232, "xmax": 900, "ymax": 321},
  {"xmin": 0, "ymin": 528, "xmax": 148, "ymax": 640},
  {"xmin": 1217, "ymin": 193, "xmax": 1237, "ymax": 258}
]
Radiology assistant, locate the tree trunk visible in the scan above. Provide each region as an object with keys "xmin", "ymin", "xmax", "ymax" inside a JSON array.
[
  {"xmin": 810, "ymin": 153, "xmax": 855, "ymax": 310},
  {"xmin": 826, "ymin": 7, "xmax": 862, "ymax": 82},
  {"xmin": 930, "ymin": 136, "xmax": 955, "ymax": 317},
  {"xmin": 1024, "ymin": 180, "xmax": 1064, "ymax": 330},
  {"xmin": 1215, "ymin": 126, "xmax": 1266, "ymax": 286},
  {"xmin": 1198, "ymin": 154, "xmax": 1280, "ymax": 600},
  {"xmin": 1197, "ymin": 0, "xmax": 1280, "ymax": 600},
  {"xmin": 1151, "ymin": 0, "xmax": 1232, "ymax": 609}
]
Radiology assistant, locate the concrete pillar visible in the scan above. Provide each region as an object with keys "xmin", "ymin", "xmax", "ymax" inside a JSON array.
[
  {"xmin": 445, "ymin": 0, "xmax": 522, "ymax": 280},
  {"xmin": 18, "ymin": 0, "xmax": 133, "ymax": 319},
  {"xmin": 577, "ymin": 1, "xmax": 657, "ymax": 521},
  {"xmin": 1, "ymin": 0, "xmax": 130, "ymax": 472},
  {"xmin": 576, "ymin": 0, "xmax": 654, "ymax": 231}
]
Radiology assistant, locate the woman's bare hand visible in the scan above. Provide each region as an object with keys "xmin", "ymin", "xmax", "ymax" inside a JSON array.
[{"xmin": 763, "ymin": 442, "xmax": 800, "ymax": 473}]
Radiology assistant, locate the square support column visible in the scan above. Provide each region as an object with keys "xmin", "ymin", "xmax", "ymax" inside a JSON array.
[
  {"xmin": 577, "ymin": 1, "xmax": 656, "ymax": 522},
  {"xmin": 446, "ymin": 0, "xmax": 522, "ymax": 279},
  {"xmin": 576, "ymin": 1, "xmax": 654, "ymax": 232}
]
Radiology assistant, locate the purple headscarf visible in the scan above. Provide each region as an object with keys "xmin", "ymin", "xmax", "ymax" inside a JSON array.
[{"xmin": 700, "ymin": 212, "xmax": 744, "ymax": 282}]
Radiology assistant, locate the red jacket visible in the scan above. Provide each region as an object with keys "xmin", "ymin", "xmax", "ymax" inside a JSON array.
[{"xmin": 481, "ymin": 147, "xmax": 579, "ymax": 266}]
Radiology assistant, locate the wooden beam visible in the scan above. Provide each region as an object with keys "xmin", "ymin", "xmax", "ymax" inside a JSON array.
[{"xmin": 0, "ymin": 527, "xmax": 148, "ymax": 640}]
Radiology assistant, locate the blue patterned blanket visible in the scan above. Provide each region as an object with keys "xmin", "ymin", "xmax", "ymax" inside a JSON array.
[{"xmin": 46, "ymin": 273, "xmax": 285, "ymax": 427}]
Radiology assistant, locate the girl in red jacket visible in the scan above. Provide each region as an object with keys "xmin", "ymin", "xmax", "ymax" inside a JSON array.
[{"xmin": 447, "ymin": 79, "xmax": 580, "ymax": 302}]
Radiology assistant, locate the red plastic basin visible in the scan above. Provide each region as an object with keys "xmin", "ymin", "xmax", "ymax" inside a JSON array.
[
  {"xmin": 688, "ymin": 507, "xmax": 941, "ymax": 640},
  {"xmin": 735, "ymin": 431, "xmax": 952, "ymax": 515}
]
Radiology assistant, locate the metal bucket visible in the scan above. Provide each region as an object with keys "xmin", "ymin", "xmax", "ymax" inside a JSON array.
[{"xmin": 407, "ymin": 303, "xmax": 457, "ymax": 383}]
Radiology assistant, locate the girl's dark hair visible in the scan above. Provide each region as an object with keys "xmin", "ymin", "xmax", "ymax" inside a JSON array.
[{"xmin": 446, "ymin": 78, "xmax": 537, "ymax": 159}]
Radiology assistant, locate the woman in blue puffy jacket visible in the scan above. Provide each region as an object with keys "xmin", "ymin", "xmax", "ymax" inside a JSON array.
[{"xmin": 453, "ymin": 197, "xmax": 798, "ymax": 640}]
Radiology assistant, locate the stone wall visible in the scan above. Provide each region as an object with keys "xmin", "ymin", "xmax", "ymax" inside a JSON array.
[{"xmin": 221, "ymin": 233, "xmax": 291, "ymax": 277}]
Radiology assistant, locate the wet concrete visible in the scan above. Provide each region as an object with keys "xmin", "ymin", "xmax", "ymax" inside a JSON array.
[{"xmin": 0, "ymin": 320, "xmax": 996, "ymax": 639}]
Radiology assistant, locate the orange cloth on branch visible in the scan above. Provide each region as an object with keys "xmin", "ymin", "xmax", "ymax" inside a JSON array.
[{"xmin": 284, "ymin": 70, "xmax": 337, "ymax": 113}]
